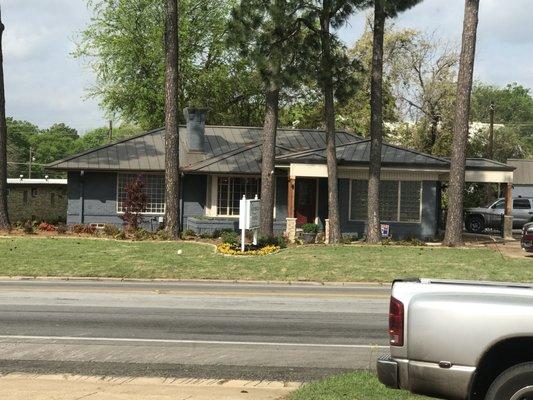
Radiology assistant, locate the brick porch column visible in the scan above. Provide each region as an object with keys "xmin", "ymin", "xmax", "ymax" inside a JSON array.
[
  {"xmin": 324, "ymin": 219, "xmax": 330, "ymax": 245},
  {"xmin": 286, "ymin": 218, "xmax": 297, "ymax": 243},
  {"xmin": 503, "ymin": 182, "xmax": 514, "ymax": 241}
]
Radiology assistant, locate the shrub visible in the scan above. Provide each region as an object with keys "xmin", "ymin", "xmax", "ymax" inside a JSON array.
[
  {"xmin": 302, "ymin": 223, "xmax": 319, "ymax": 234},
  {"xmin": 103, "ymin": 224, "xmax": 121, "ymax": 237},
  {"xmin": 71, "ymin": 224, "xmax": 97, "ymax": 235},
  {"xmin": 212, "ymin": 228, "xmax": 233, "ymax": 239},
  {"xmin": 220, "ymin": 230, "xmax": 239, "ymax": 245},
  {"xmin": 56, "ymin": 224, "xmax": 68, "ymax": 234},
  {"xmin": 258, "ymin": 235, "xmax": 287, "ymax": 249},
  {"xmin": 156, "ymin": 229, "xmax": 173, "ymax": 241},
  {"xmin": 131, "ymin": 228, "xmax": 153, "ymax": 241},
  {"xmin": 38, "ymin": 222, "xmax": 56, "ymax": 232},
  {"xmin": 23, "ymin": 220, "xmax": 35, "ymax": 234},
  {"xmin": 183, "ymin": 229, "xmax": 196, "ymax": 238},
  {"xmin": 120, "ymin": 174, "xmax": 148, "ymax": 230}
]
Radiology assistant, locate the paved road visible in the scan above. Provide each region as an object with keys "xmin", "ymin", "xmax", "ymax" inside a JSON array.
[{"xmin": 0, "ymin": 280, "xmax": 390, "ymax": 381}]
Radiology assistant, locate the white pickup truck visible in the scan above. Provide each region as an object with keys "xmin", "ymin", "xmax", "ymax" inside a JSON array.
[{"xmin": 377, "ymin": 279, "xmax": 533, "ymax": 400}]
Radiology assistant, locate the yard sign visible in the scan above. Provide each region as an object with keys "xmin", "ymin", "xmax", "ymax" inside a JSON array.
[{"xmin": 239, "ymin": 195, "xmax": 261, "ymax": 252}]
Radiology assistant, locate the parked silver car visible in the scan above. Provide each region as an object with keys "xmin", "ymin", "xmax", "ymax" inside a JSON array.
[
  {"xmin": 464, "ymin": 197, "xmax": 533, "ymax": 233},
  {"xmin": 378, "ymin": 278, "xmax": 533, "ymax": 400}
]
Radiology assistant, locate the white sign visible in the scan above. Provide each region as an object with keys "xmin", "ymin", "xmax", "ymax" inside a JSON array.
[
  {"xmin": 239, "ymin": 197, "xmax": 261, "ymax": 230},
  {"xmin": 381, "ymin": 224, "xmax": 390, "ymax": 237},
  {"xmin": 239, "ymin": 196, "xmax": 261, "ymax": 251}
]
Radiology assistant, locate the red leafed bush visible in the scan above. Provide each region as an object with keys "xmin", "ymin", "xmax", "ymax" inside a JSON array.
[
  {"xmin": 120, "ymin": 175, "xmax": 148, "ymax": 230},
  {"xmin": 38, "ymin": 222, "xmax": 56, "ymax": 232}
]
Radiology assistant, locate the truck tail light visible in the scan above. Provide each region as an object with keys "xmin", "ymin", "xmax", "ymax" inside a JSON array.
[{"xmin": 389, "ymin": 296, "xmax": 404, "ymax": 347}]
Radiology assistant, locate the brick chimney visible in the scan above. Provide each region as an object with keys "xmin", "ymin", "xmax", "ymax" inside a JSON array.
[{"xmin": 183, "ymin": 107, "xmax": 208, "ymax": 152}]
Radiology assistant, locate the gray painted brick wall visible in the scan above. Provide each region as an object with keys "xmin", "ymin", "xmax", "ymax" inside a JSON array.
[{"xmin": 66, "ymin": 171, "xmax": 438, "ymax": 240}]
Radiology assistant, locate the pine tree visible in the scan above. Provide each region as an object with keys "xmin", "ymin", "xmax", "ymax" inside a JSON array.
[
  {"xmin": 0, "ymin": 8, "xmax": 9, "ymax": 231},
  {"xmin": 365, "ymin": 0, "xmax": 424, "ymax": 244},
  {"xmin": 164, "ymin": 0, "xmax": 181, "ymax": 239},
  {"xmin": 229, "ymin": 0, "xmax": 305, "ymax": 238},
  {"xmin": 301, "ymin": 0, "xmax": 365, "ymax": 244},
  {"xmin": 444, "ymin": 0, "xmax": 480, "ymax": 246}
]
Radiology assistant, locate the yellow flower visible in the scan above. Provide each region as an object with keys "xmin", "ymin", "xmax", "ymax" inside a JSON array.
[{"xmin": 217, "ymin": 243, "xmax": 279, "ymax": 256}]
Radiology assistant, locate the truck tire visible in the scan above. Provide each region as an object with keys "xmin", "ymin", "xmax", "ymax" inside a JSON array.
[
  {"xmin": 485, "ymin": 362, "xmax": 533, "ymax": 400},
  {"xmin": 466, "ymin": 215, "xmax": 485, "ymax": 233}
]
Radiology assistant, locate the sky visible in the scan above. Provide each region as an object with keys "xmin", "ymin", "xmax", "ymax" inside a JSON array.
[{"xmin": 1, "ymin": 0, "xmax": 532, "ymax": 134}]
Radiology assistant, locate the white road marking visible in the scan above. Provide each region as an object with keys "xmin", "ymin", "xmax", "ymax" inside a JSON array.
[{"xmin": 0, "ymin": 335, "xmax": 389, "ymax": 350}]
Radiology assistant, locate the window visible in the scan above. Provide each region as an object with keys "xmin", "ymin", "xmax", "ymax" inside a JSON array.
[
  {"xmin": 217, "ymin": 176, "xmax": 260, "ymax": 216},
  {"xmin": 380, "ymin": 181, "xmax": 399, "ymax": 221},
  {"xmin": 117, "ymin": 174, "xmax": 165, "ymax": 214},
  {"xmin": 514, "ymin": 199, "xmax": 531, "ymax": 210},
  {"xmin": 400, "ymin": 181, "xmax": 422, "ymax": 222},
  {"xmin": 349, "ymin": 180, "xmax": 422, "ymax": 223},
  {"xmin": 31, "ymin": 188, "xmax": 38, "ymax": 197},
  {"xmin": 23, "ymin": 190, "xmax": 28, "ymax": 205}
]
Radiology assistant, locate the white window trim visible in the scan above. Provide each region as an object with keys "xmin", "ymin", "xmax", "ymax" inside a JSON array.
[
  {"xmin": 207, "ymin": 174, "xmax": 276, "ymax": 219},
  {"xmin": 116, "ymin": 173, "xmax": 166, "ymax": 216},
  {"xmin": 348, "ymin": 180, "xmax": 423, "ymax": 224}
]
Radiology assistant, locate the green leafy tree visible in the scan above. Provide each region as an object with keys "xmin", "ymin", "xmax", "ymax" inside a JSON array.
[
  {"xmin": 6, "ymin": 118, "xmax": 39, "ymax": 177},
  {"xmin": 363, "ymin": 0, "xmax": 424, "ymax": 244},
  {"xmin": 77, "ymin": 124, "xmax": 142, "ymax": 151},
  {"xmin": 76, "ymin": 0, "xmax": 264, "ymax": 130},
  {"xmin": 229, "ymin": 0, "xmax": 306, "ymax": 237},
  {"xmin": 29, "ymin": 123, "xmax": 81, "ymax": 177}
]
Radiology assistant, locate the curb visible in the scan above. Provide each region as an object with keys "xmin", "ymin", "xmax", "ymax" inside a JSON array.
[{"xmin": 0, "ymin": 276, "xmax": 391, "ymax": 288}]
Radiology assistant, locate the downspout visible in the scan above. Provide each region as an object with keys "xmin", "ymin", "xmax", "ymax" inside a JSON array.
[{"xmin": 80, "ymin": 170, "xmax": 85, "ymax": 224}]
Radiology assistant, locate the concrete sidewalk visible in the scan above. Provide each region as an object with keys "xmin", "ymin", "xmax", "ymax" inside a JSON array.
[{"xmin": 0, "ymin": 374, "xmax": 301, "ymax": 400}]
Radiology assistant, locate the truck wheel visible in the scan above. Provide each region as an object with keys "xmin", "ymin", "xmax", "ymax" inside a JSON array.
[
  {"xmin": 466, "ymin": 215, "xmax": 485, "ymax": 233},
  {"xmin": 485, "ymin": 362, "xmax": 533, "ymax": 400}
]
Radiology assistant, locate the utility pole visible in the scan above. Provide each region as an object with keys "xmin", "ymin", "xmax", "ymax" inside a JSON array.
[
  {"xmin": 485, "ymin": 101, "xmax": 496, "ymax": 203},
  {"xmin": 28, "ymin": 146, "xmax": 32, "ymax": 179},
  {"xmin": 487, "ymin": 101, "xmax": 495, "ymax": 160},
  {"xmin": 108, "ymin": 120, "xmax": 113, "ymax": 142}
]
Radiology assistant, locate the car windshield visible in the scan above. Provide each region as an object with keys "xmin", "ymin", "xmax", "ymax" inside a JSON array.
[{"xmin": 489, "ymin": 200, "xmax": 505, "ymax": 209}]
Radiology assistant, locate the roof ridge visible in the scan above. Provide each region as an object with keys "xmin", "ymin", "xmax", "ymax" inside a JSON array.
[
  {"xmin": 183, "ymin": 142, "xmax": 262, "ymax": 172},
  {"xmin": 277, "ymin": 139, "xmax": 366, "ymax": 160}
]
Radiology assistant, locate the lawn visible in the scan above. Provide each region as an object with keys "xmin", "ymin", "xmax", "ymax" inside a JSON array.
[
  {"xmin": 0, "ymin": 236, "xmax": 531, "ymax": 282},
  {"xmin": 288, "ymin": 372, "xmax": 429, "ymax": 400}
]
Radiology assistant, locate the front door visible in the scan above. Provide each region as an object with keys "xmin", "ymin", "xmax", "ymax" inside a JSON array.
[{"xmin": 295, "ymin": 178, "xmax": 317, "ymax": 225}]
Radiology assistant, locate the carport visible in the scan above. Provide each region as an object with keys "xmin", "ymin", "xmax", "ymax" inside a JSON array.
[{"xmin": 438, "ymin": 159, "xmax": 516, "ymax": 240}]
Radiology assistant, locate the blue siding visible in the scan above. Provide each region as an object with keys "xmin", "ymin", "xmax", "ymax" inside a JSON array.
[
  {"xmin": 67, "ymin": 172, "xmax": 207, "ymax": 231},
  {"xmin": 339, "ymin": 179, "xmax": 438, "ymax": 241},
  {"xmin": 66, "ymin": 171, "xmax": 439, "ymax": 240}
]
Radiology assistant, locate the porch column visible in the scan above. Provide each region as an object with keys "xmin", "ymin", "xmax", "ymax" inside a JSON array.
[
  {"xmin": 503, "ymin": 182, "xmax": 514, "ymax": 240},
  {"xmin": 287, "ymin": 176, "xmax": 296, "ymax": 218},
  {"xmin": 286, "ymin": 176, "xmax": 297, "ymax": 243}
]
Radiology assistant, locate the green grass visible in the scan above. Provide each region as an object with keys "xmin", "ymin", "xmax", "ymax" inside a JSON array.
[
  {"xmin": 288, "ymin": 372, "xmax": 429, "ymax": 400},
  {"xmin": 0, "ymin": 236, "xmax": 531, "ymax": 282}
]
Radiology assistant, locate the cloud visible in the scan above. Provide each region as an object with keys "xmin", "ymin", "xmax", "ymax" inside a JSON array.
[{"xmin": 339, "ymin": 0, "xmax": 533, "ymax": 91}]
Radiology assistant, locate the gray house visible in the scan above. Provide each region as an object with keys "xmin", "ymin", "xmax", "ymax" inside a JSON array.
[{"xmin": 47, "ymin": 108, "xmax": 514, "ymax": 241}]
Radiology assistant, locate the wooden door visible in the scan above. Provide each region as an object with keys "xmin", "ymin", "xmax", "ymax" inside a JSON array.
[{"xmin": 295, "ymin": 179, "xmax": 317, "ymax": 225}]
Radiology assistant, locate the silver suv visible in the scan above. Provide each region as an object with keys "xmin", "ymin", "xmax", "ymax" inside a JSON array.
[{"xmin": 464, "ymin": 197, "xmax": 533, "ymax": 233}]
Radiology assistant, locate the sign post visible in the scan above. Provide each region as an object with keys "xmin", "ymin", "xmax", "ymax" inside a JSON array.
[{"xmin": 239, "ymin": 195, "xmax": 261, "ymax": 252}]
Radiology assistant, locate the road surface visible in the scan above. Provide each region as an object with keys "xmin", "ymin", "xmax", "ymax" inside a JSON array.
[{"xmin": 0, "ymin": 280, "xmax": 390, "ymax": 381}]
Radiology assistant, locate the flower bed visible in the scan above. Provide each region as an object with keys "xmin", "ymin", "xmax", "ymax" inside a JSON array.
[{"xmin": 217, "ymin": 243, "xmax": 279, "ymax": 256}]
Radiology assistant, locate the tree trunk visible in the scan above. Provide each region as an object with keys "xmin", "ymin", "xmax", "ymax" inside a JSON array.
[
  {"xmin": 443, "ymin": 0, "xmax": 479, "ymax": 246},
  {"xmin": 0, "ymin": 13, "xmax": 9, "ymax": 231},
  {"xmin": 366, "ymin": 2, "xmax": 385, "ymax": 244},
  {"xmin": 259, "ymin": 81, "xmax": 280, "ymax": 238},
  {"xmin": 320, "ymin": 4, "xmax": 341, "ymax": 245},
  {"xmin": 164, "ymin": 0, "xmax": 180, "ymax": 239}
]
